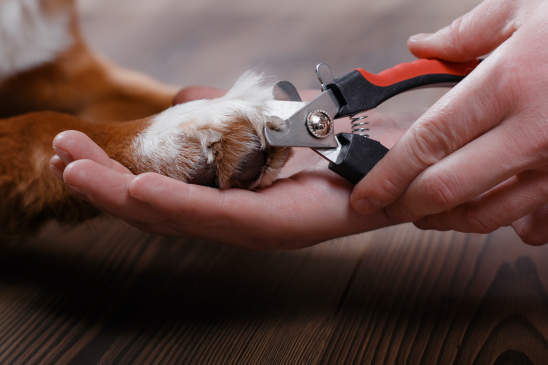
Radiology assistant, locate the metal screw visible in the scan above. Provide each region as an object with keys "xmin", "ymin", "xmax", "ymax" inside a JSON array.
[{"xmin": 306, "ymin": 110, "xmax": 332, "ymax": 138}]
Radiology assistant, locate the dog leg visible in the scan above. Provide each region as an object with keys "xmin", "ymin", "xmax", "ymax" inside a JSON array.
[
  {"xmin": 0, "ymin": 0, "xmax": 177, "ymax": 121},
  {"xmin": 0, "ymin": 72, "xmax": 292, "ymax": 234}
]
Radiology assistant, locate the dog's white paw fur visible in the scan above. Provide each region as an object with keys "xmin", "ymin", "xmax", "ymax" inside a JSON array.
[{"xmin": 132, "ymin": 72, "xmax": 295, "ymax": 189}]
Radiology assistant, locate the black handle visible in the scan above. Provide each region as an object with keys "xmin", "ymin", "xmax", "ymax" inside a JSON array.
[
  {"xmin": 328, "ymin": 133, "xmax": 389, "ymax": 184},
  {"xmin": 328, "ymin": 59, "xmax": 479, "ymax": 118}
]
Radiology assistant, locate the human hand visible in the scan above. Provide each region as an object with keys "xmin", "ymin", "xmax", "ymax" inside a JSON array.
[
  {"xmin": 49, "ymin": 87, "xmax": 399, "ymax": 249},
  {"xmin": 50, "ymin": 132, "xmax": 396, "ymax": 249},
  {"xmin": 350, "ymin": 0, "xmax": 548, "ymax": 245}
]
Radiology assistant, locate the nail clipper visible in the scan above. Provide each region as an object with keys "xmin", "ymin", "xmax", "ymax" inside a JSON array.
[{"xmin": 264, "ymin": 59, "xmax": 479, "ymax": 184}]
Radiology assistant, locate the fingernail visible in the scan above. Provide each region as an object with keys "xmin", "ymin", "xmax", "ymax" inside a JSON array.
[
  {"xmin": 409, "ymin": 33, "xmax": 433, "ymax": 42},
  {"xmin": 49, "ymin": 155, "xmax": 65, "ymax": 180},
  {"xmin": 53, "ymin": 147, "xmax": 73, "ymax": 165},
  {"xmin": 49, "ymin": 161, "xmax": 63, "ymax": 179},
  {"xmin": 352, "ymin": 198, "xmax": 378, "ymax": 215}
]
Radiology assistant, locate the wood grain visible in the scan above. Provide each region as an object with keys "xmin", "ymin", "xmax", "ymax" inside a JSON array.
[
  {"xmin": 1, "ymin": 0, "xmax": 547, "ymax": 364},
  {"xmin": 0, "ymin": 222, "xmax": 546, "ymax": 364}
]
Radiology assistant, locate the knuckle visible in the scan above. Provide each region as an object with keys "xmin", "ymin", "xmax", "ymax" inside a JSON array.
[
  {"xmin": 463, "ymin": 206, "xmax": 498, "ymax": 233},
  {"xmin": 447, "ymin": 16, "xmax": 471, "ymax": 57},
  {"xmin": 420, "ymin": 173, "xmax": 459, "ymax": 210},
  {"xmin": 407, "ymin": 122, "xmax": 454, "ymax": 169},
  {"xmin": 355, "ymin": 173, "xmax": 402, "ymax": 207},
  {"xmin": 517, "ymin": 231, "xmax": 547, "ymax": 246},
  {"xmin": 449, "ymin": 16, "xmax": 465, "ymax": 54},
  {"xmin": 513, "ymin": 223, "xmax": 548, "ymax": 246},
  {"xmin": 496, "ymin": 60, "xmax": 520, "ymax": 88},
  {"xmin": 376, "ymin": 175, "xmax": 403, "ymax": 201},
  {"xmin": 493, "ymin": 62, "xmax": 525, "ymax": 108},
  {"xmin": 510, "ymin": 114, "xmax": 548, "ymax": 165},
  {"xmin": 528, "ymin": 131, "xmax": 548, "ymax": 164}
]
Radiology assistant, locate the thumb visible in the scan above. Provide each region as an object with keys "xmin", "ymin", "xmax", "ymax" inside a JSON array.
[{"xmin": 408, "ymin": 0, "xmax": 517, "ymax": 62}]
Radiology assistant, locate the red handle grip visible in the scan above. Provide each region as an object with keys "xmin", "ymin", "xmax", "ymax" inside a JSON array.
[{"xmin": 356, "ymin": 58, "xmax": 479, "ymax": 87}]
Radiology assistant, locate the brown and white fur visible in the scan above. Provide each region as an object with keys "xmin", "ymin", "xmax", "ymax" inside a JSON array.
[{"xmin": 0, "ymin": 0, "xmax": 293, "ymax": 234}]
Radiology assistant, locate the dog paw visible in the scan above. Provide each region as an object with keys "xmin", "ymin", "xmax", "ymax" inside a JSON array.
[{"xmin": 131, "ymin": 72, "xmax": 296, "ymax": 189}]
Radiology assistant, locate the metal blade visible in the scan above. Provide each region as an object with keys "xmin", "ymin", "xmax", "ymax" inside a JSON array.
[
  {"xmin": 314, "ymin": 139, "xmax": 342, "ymax": 164},
  {"xmin": 264, "ymin": 89, "xmax": 340, "ymax": 148},
  {"xmin": 273, "ymin": 81, "xmax": 303, "ymax": 102},
  {"xmin": 315, "ymin": 63, "xmax": 335, "ymax": 91},
  {"xmin": 265, "ymin": 100, "xmax": 305, "ymax": 121}
]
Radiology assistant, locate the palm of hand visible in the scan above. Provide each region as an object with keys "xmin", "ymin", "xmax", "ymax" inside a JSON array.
[{"xmin": 124, "ymin": 147, "xmax": 396, "ymax": 248}]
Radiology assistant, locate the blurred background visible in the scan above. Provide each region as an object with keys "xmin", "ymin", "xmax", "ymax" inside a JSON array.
[{"xmin": 78, "ymin": 0, "xmax": 480, "ymax": 89}]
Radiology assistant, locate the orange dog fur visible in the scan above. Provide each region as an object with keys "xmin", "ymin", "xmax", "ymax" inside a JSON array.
[{"xmin": 0, "ymin": 0, "xmax": 291, "ymax": 234}]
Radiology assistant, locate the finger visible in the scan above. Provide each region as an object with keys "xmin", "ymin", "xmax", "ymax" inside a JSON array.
[
  {"xmin": 173, "ymin": 86, "xmax": 225, "ymax": 105},
  {"xmin": 129, "ymin": 173, "xmax": 299, "ymax": 247},
  {"xmin": 387, "ymin": 113, "xmax": 538, "ymax": 220},
  {"xmin": 53, "ymin": 130, "xmax": 131, "ymax": 174},
  {"xmin": 512, "ymin": 204, "xmax": 548, "ymax": 246},
  {"xmin": 127, "ymin": 173, "xmax": 277, "ymax": 240},
  {"xmin": 49, "ymin": 155, "xmax": 66, "ymax": 180},
  {"xmin": 128, "ymin": 172, "xmax": 324, "ymax": 232},
  {"xmin": 63, "ymin": 159, "xmax": 159, "ymax": 223},
  {"xmin": 408, "ymin": 0, "xmax": 518, "ymax": 61},
  {"xmin": 351, "ymin": 56, "xmax": 509, "ymax": 215},
  {"xmin": 414, "ymin": 171, "xmax": 548, "ymax": 233},
  {"xmin": 128, "ymin": 172, "xmax": 394, "ymax": 248}
]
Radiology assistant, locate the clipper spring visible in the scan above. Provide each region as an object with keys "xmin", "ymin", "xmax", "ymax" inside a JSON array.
[{"xmin": 350, "ymin": 114, "xmax": 370, "ymax": 137}]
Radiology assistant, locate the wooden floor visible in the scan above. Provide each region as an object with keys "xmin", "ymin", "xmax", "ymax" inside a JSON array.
[
  {"xmin": 1, "ymin": 0, "xmax": 547, "ymax": 364},
  {"xmin": 2, "ymin": 223, "xmax": 547, "ymax": 364}
]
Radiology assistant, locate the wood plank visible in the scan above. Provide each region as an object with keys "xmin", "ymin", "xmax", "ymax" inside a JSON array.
[{"xmin": 0, "ymin": 222, "xmax": 546, "ymax": 364}]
